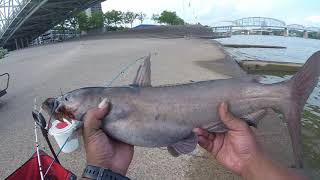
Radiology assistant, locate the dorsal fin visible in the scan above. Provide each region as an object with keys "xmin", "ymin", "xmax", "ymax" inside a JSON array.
[{"xmin": 132, "ymin": 54, "xmax": 151, "ymax": 87}]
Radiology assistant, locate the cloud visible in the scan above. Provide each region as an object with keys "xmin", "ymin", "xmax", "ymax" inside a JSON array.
[{"xmin": 305, "ymin": 16, "xmax": 320, "ymax": 24}]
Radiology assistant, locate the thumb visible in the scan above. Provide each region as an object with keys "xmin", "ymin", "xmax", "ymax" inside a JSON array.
[
  {"xmin": 83, "ymin": 99, "xmax": 110, "ymax": 138},
  {"xmin": 218, "ymin": 102, "xmax": 247, "ymax": 131}
]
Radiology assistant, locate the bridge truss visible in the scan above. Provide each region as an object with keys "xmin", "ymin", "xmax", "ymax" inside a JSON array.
[
  {"xmin": 0, "ymin": 0, "xmax": 25, "ymax": 31},
  {"xmin": 233, "ymin": 17, "xmax": 286, "ymax": 28},
  {"xmin": 213, "ymin": 17, "xmax": 320, "ymax": 33},
  {"xmin": 0, "ymin": 0, "xmax": 104, "ymax": 50}
]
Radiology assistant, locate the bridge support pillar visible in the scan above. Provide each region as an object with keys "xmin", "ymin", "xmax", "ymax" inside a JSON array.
[
  {"xmin": 228, "ymin": 27, "xmax": 232, "ymax": 36},
  {"xmin": 26, "ymin": 38, "xmax": 29, "ymax": 47},
  {"xmin": 20, "ymin": 38, "xmax": 24, "ymax": 48},
  {"xmin": 15, "ymin": 39, "xmax": 19, "ymax": 50},
  {"xmin": 303, "ymin": 30, "xmax": 308, "ymax": 38},
  {"xmin": 283, "ymin": 28, "xmax": 288, "ymax": 36}
]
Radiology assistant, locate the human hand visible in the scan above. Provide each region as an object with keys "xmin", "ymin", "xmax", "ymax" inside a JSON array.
[
  {"xmin": 82, "ymin": 99, "xmax": 134, "ymax": 175},
  {"xmin": 193, "ymin": 102, "xmax": 259, "ymax": 175}
]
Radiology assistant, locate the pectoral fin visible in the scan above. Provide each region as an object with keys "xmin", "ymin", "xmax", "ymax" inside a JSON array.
[
  {"xmin": 202, "ymin": 121, "xmax": 227, "ymax": 133},
  {"xmin": 132, "ymin": 54, "xmax": 151, "ymax": 87},
  {"xmin": 167, "ymin": 133, "xmax": 198, "ymax": 157},
  {"xmin": 240, "ymin": 109, "xmax": 267, "ymax": 128}
]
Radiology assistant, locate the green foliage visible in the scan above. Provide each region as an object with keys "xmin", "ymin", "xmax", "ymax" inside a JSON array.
[
  {"xmin": 74, "ymin": 11, "xmax": 104, "ymax": 31},
  {"xmin": 153, "ymin": 11, "xmax": 184, "ymax": 25},
  {"xmin": 89, "ymin": 11, "xmax": 104, "ymax": 29},
  {"xmin": 0, "ymin": 47, "xmax": 7, "ymax": 59},
  {"xmin": 123, "ymin": 11, "xmax": 138, "ymax": 28},
  {"xmin": 137, "ymin": 12, "xmax": 146, "ymax": 24},
  {"xmin": 104, "ymin": 13, "xmax": 112, "ymax": 27},
  {"xmin": 104, "ymin": 10, "xmax": 123, "ymax": 26},
  {"xmin": 75, "ymin": 12, "xmax": 89, "ymax": 31},
  {"xmin": 302, "ymin": 105, "xmax": 320, "ymax": 169},
  {"xmin": 151, "ymin": 14, "xmax": 159, "ymax": 23}
]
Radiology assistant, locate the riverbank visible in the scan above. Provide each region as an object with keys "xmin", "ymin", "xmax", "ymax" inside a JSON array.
[
  {"xmin": 239, "ymin": 60, "xmax": 302, "ymax": 74},
  {"xmin": 222, "ymin": 44, "xmax": 286, "ymax": 49},
  {"xmin": 0, "ymin": 35, "xmax": 295, "ymax": 179},
  {"xmin": 83, "ymin": 25, "xmax": 219, "ymax": 40}
]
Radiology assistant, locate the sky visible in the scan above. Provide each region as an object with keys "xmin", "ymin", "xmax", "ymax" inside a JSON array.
[{"xmin": 101, "ymin": 0, "xmax": 320, "ymax": 27}]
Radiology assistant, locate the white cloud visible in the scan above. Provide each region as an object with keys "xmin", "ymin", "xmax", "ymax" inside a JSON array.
[
  {"xmin": 305, "ymin": 16, "xmax": 320, "ymax": 24},
  {"xmin": 285, "ymin": 16, "xmax": 320, "ymax": 27}
]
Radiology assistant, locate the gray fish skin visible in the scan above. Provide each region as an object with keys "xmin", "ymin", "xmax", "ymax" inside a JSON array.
[
  {"xmin": 42, "ymin": 51, "xmax": 320, "ymax": 168},
  {"xmin": 86, "ymin": 79, "xmax": 286, "ymax": 147}
]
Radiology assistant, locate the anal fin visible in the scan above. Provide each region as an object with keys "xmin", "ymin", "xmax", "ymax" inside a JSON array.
[
  {"xmin": 240, "ymin": 109, "xmax": 267, "ymax": 128},
  {"xmin": 167, "ymin": 133, "xmax": 198, "ymax": 157},
  {"xmin": 202, "ymin": 121, "xmax": 227, "ymax": 133}
]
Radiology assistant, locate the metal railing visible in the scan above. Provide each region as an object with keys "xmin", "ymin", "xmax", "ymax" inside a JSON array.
[{"xmin": 0, "ymin": 72, "xmax": 10, "ymax": 92}]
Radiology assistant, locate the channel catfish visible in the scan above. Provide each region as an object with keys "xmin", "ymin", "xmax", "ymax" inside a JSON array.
[{"xmin": 42, "ymin": 51, "xmax": 320, "ymax": 168}]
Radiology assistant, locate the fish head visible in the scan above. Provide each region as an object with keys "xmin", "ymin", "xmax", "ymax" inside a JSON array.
[{"xmin": 42, "ymin": 88, "xmax": 102, "ymax": 122}]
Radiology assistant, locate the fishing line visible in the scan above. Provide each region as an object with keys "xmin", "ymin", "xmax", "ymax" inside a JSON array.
[
  {"xmin": 43, "ymin": 136, "xmax": 70, "ymax": 178},
  {"xmin": 105, "ymin": 52, "xmax": 157, "ymax": 87}
]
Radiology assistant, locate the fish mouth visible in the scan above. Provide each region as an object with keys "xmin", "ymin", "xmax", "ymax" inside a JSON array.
[
  {"xmin": 42, "ymin": 98, "xmax": 74, "ymax": 122},
  {"xmin": 56, "ymin": 105, "xmax": 76, "ymax": 122}
]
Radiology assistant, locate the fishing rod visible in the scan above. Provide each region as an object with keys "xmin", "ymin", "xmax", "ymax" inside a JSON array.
[
  {"xmin": 34, "ymin": 122, "xmax": 45, "ymax": 180},
  {"xmin": 33, "ymin": 98, "xmax": 61, "ymax": 164}
]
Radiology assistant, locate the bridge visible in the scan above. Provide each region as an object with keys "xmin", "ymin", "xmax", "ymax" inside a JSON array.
[
  {"xmin": 0, "ymin": 0, "xmax": 104, "ymax": 50},
  {"xmin": 212, "ymin": 17, "xmax": 320, "ymax": 38}
]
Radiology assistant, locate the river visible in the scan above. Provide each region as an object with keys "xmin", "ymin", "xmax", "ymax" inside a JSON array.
[{"xmin": 216, "ymin": 35, "xmax": 320, "ymax": 178}]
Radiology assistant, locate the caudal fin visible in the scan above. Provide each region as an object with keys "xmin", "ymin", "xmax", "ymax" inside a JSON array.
[{"xmin": 284, "ymin": 51, "xmax": 320, "ymax": 168}]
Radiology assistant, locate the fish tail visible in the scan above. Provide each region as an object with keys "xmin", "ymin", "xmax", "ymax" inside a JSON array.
[{"xmin": 283, "ymin": 51, "xmax": 320, "ymax": 168}]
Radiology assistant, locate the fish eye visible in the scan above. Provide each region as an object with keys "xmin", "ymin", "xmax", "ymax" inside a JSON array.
[{"xmin": 65, "ymin": 97, "xmax": 68, "ymax": 101}]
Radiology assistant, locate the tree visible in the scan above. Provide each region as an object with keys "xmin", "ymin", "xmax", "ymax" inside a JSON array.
[
  {"xmin": 123, "ymin": 11, "xmax": 138, "ymax": 28},
  {"xmin": 75, "ymin": 12, "xmax": 89, "ymax": 31},
  {"xmin": 154, "ymin": 11, "xmax": 184, "ymax": 25},
  {"xmin": 88, "ymin": 11, "xmax": 104, "ymax": 29},
  {"xmin": 137, "ymin": 12, "xmax": 146, "ymax": 24},
  {"xmin": 151, "ymin": 14, "xmax": 159, "ymax": 23},
  {"xmin": 104, "ymin": 12, "xmax": 112, "ymax": 27},
  {"xmin": 104, "ymin": 10, "xmax": 123, "ymax": 26}
]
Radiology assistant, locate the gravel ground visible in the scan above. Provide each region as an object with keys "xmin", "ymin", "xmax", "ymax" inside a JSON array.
[{"xmin": 0, "ymin": 36, "xmax": 294, "ymax": 179}]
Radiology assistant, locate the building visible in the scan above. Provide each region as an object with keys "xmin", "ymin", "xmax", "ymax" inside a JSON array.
[{"xmin": 85, "ymin": 2, "xmax": 103, "ymax": 17}]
